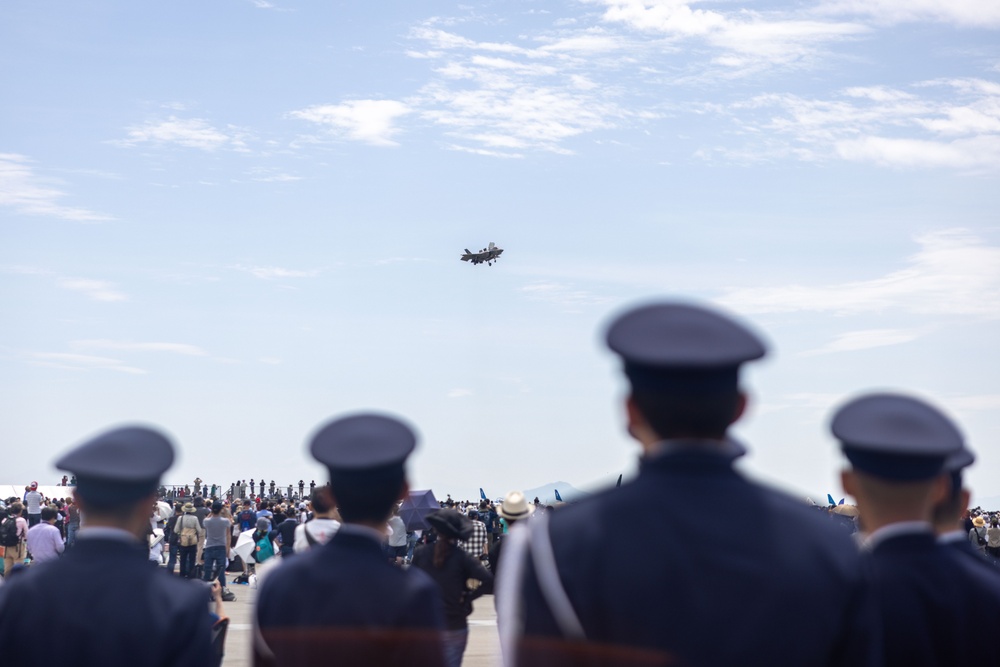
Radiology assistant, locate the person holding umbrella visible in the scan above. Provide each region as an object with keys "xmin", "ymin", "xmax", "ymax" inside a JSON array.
[{"xmin": 412, "ymin": 509, "xmax": 494, "ymax": 667}]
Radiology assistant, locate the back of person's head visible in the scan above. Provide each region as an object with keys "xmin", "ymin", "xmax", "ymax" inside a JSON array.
[
  {"xmin": 10, "ymin": 502, "xmax": 23, "ymax": 516},
  {"xmin": 329, "ymin": 466, "xmax": 405, "ymax": 524},
  {"xmin": 310, "ymin": 488, "xmax": 333, "ymax": 514},
  {"xmin": 630, "ymin": 389, "xmax": 741, "ymax": 440},
  {"xmin": 41, "ymin": 507, "xmax": 57, "ymax": 522},
  {"xmin": 211, "ymin": 501, "xmax": 223, "ymax": 514},
  {"xmin": 193, "ymin": 496, "xmax": 204, "ymax": 508}
]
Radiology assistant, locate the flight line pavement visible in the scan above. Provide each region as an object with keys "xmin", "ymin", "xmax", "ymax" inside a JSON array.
[{"xmin": 220, "ymin": 584, "xmax": 501, "ymax": 667}]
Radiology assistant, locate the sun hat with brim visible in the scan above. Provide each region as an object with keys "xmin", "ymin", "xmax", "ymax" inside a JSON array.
[
  {"xmin": 974, "ymin": 517, "xmax": 986, "ymax": 527},
  {"xmin": 182, "ymin": 503, "xmax": 195, "ymax": 513},
  {"xmin": 498, "ymin": 490, "xmax": 535, "ymax": 522},
  {"xmin": 426, "ymin": 509, "xmax": 473, "ymax": 541}
]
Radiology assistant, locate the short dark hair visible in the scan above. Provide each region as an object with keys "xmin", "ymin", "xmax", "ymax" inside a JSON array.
[
  {"xmin": 329, "ymin": 467, "xmax": 405, "ymax": 524},
  {"xmin": 631, "ymin": 389, "xmax": 740, "ymax": 440},
  {"xmin": 310, "ymin": 488, "xmax": 333, "ymax": 514},
  {"xmin": 41, "ymin": 507, "xmax": 57, "ymax": 522}
]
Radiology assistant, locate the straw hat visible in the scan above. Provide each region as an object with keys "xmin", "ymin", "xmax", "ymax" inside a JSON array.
[
  {"xmin": 498, "ymin": 490, "xmax": 535, "ymax": 522},
  {"xmin": 974, "ymin": 516, "xmax": 986, "ymax": 527}
]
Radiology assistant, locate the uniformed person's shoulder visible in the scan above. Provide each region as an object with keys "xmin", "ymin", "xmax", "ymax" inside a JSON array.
[{"xmin": 943, "ymin": 544, "xmax": 1000, "ymax": 594}]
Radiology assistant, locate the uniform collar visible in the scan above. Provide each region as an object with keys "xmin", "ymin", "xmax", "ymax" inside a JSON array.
[
  {"xmin": 862, "ymin": 521, "xmax": 933, "ymax": 552},
  {"xmin": 77, "ymin": 526, "xmax": 141, "ymax": 543},
  {"xmin": 937, "ymin": 529, "xmax": 966, "ymax": 544},
  {"xmin": 337, "ymin": 523, "xmax": 387, "ymax": 543},
  {"xmin": 642, "ymin": 436, "xmax": 747, "ymax": 470}
]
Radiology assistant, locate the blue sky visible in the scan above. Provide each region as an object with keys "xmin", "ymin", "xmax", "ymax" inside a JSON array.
[{"xmin": 2, "ymin": 0, "xmax": 998, "ymax": 505}]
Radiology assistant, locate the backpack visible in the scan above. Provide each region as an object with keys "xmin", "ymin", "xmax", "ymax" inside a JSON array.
[
  {"xmin": 254, "ymin": 534, "xmax": 274, "ymax": 563},
  {"xmin": 989, "ymin": 527, "xmax": 1000, "ymax": 549},
  {"xmin": 0, "ymin": 518, "xmax": 19, "ymax": 547},
  {"xmin": 178, "ymin": 515, "xmax": 198, "ymax": 548}
]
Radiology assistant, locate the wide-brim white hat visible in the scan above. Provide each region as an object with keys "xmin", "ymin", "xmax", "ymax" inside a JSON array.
[{"xmin": 498, "ymin": 490, "xmax": 535, "ymax": 521}]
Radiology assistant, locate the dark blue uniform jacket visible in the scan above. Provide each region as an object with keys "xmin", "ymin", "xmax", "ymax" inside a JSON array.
[
  {"xmin": 255, "ymin": 526, "xmax": 446, "ymax": 667},
  {"xmin": 519, "ymin": 445, "xmax": 880, "ymax": 667},
  {"xmin": 869, "ymin": 531, "xmax": 1000, "ymax": 667},
  {"xmin": 0, "ymin": 536, "xmax": 213, "ymax": 666}
]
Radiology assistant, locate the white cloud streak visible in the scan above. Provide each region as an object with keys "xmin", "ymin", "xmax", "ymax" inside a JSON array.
[
  {"xmin": 58, "ymin": 279, "xmax": 128, "ymax": 302},
  {"xmin": 596, "ymin": 0, "xmax": 868, "ymax": 70},
  {"xmin": 723, "ymin": 79, "xmax": 1000, "ymax": 171},
  {"xmin": 519, "ymin": 281, "xmax": 609, "ymax": 309},
  {"xmin": 0, "ymin": 154, "xmax": 113, "ymax": 222},
  {"xmin": 30, "ymin": 353, "xmax": 145, "ymax": 375},
  {"xmin": 816, "ymin": 0, "xmax": 1000, "ymax": 28},
  {"xmin": 718, "ymin": 229, "xmax": 1000, "ymax": 316},
  {"xmin": 116, "ymin": 117, "xmax": 250, "ymax": 151},
  {"xmin": 289, "ymin": 100, "xmax": 412, "ymax": 147},
  {"xmin": 407, "ymin": 25, "xmax": 641, "ymax": 156},
  {"xmin": 799, "ymin": 328, "xmax": 921, "ymax": 356},
  {"xmin": 230, "ymin": 264, "xmax": 320, "ymax": 279},
  {"xmin": 71, "ymin": 340, "xmax": 209, "ymax": 356}
]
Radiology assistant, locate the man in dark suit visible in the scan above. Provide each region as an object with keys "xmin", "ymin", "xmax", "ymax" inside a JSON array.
[
  {"xmin": 255, "ymin": 413, "xmax": 445, "ymax": 666},
  {"xmin": 0, "ymin": 426, "xmax": 214, "ymax": 666},
  {"xmin": 833, "ymin": 392, "xmax": 1000, "ymax": 667},
  {"xmin": 498, "ymin": 302, "xmax": 878, "ymax": 667}
]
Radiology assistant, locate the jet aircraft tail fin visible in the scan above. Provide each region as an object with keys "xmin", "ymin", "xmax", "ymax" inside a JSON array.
[{"xmin": 480, "ymin": 488, "xmax": 487, "ymax": 500}]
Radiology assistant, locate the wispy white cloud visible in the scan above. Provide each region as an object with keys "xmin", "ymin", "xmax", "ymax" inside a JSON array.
[
  {"xmin": 30, "ymin": 352, "xmax": 145, "ymax": 375},
  {"xmin": 816, "ymin": 0, "xmax": 1000, "ymax": 28},
  {"xmin": 718, "ymin": 229, "xmax": 1000, "ymax": 316},
  {"xmin": 289, "ymin": 100, "xmax": 411, "ymax": 147},
  {"xmin": 71, "ymin": 340, "xmax": 209, "ymax": 356},
  {"xmin": 448, "ymin": 388, "xmax": 473, "ymax": 398},
  {"xmin": 754, "ymin": 392, "xmax": 844, "ymax": 417},
  {"xmin": 799, "ymin": 328, "xmax": 921, "ymax": 356},
  {"xmin": 947, "ymin": 394, "xmax": 1000, "ymax": 411},
  {"xmin": 373, "ymin": 257, "xmax": 430, "ymax": 266},
  {"xmin": 116, "ymin": 116, "xmax": 250, "ymax": 151},
  {"xmin": 230, "ymin": 264, "xmax": 320, "ymax": 279},
  {"xmin": 408, "ymin": 25, "xmax": 640, "ymax": 156},
  {"xmin": 58, "ymin": 278, "xmax": 128, "ymax": 302},
  {"xmin": 595, "ymin": 0, "xmax": 868, "ymax": 70},
  {"xmin": 258, "ymin": 357, "xmax": 282, "ymax": 365},
  {"xmin": 250, "ymin": 173, "xmax": 302, "ymax": 182},
  {"xmin": 721, "ymin": 79, "xmax": 1000, "ymax": 171},
  {"xmin": 0, "ymin": 154, "xmax": 113, "ymax": 222},
  {"xmin": 519, "ymin": 281, "xmax": 609, "ymax": 309}
]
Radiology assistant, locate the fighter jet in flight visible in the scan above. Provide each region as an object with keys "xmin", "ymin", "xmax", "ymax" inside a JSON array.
[{"xmin": 461, "ymin": 242, "xmax": 504, "ymax": 266}]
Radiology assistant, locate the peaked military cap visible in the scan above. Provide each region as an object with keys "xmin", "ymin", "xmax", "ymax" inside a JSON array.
[
  {"xmin": 831, "ymin": 393, "xmax": 963, "ymax": 481},
  {"xmin": 606, "ymin": 302, "xmax": 767, "ymax": 392},
  {"xmin": 310, "ymin": 413, "xmax": 417, "ymax": 471},
  {"xmin": 56, "ymin": 425, "xmax": 175, "ymax": 507}
]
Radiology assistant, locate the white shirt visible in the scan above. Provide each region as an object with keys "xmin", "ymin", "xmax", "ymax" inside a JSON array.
[
  {"xmin": 24, "ymin": 491, "xmax": 43, "ymax": 515},
  {"xmin": 26, "ymin": 523, "xmax": 64, "ymax": 563},
  {"xmin": 293, "ymin": 518, "xmax": 341, "ymax": 553}
]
